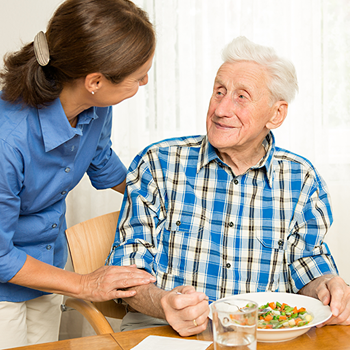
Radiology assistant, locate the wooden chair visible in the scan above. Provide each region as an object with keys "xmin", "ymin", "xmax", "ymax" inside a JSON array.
[{"xmin": 63, "ymin": 211, "xmax": 127, "ymax": 335}]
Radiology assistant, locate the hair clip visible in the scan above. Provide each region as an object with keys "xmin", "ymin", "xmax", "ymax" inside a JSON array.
[{"xmin": 33, "ymin": 31, "xmax": 50, "ymax": 66}]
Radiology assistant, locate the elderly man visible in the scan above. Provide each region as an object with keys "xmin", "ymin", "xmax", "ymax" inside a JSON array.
[{"xmin": 108, "ymin": 36, "xmax": 350, "ymax": 336}]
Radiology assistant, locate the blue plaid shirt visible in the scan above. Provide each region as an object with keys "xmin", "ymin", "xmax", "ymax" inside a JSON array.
[{"xmin": 109, "ymin": 132, "xmax": 338, "ymax": 301}]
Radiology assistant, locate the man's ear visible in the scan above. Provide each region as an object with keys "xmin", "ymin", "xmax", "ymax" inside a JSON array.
[
  {"xmin": 84, "ymin": 73, "xmax": 103, "ymax": 94},
  {"xmin": 266, "ymin": 101, "xmax": 288, "ymax": 130}
]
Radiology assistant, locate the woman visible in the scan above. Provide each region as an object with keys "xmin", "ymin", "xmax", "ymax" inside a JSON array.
[{"xmin": 0, "ymin": 0, "xmax": 156, "ymax": 348}]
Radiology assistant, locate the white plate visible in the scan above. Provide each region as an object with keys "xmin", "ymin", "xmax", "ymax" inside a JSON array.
[{"xmin": 209, "ymin": 292, "xmax": 332, "ymax": 343}]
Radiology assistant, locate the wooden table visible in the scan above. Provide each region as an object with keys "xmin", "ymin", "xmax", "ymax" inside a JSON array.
[
  {"xmin": 8, "ymin": 323, "xmax": 350, "ymax": 350},
  {"xmin": 111, "ymin": 323, "xmax": 350, "ymax": 350},
  {"xmin": 8, "ymin": 333, "xmax": 122, "ymax": 350}
]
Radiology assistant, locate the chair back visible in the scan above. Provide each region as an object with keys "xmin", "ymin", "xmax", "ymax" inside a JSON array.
[{"xmin": 65, "ymin": 211, "xmax": 126, "ymax": 318}]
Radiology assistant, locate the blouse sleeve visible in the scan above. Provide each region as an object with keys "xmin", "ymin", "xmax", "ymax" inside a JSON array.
[{"xmin": 87, "ymin": 106, "xmax": 127, "ymax": 189}]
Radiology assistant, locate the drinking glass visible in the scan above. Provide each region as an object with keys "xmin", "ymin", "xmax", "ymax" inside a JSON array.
[{"xmin": 211, "ymin": 298, "xmax": 258, "ymax": 350}]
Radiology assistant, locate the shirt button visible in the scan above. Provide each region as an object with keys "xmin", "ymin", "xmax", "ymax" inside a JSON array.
[
  {"xmin": 65, "ymin": 167, "xmax": 71, "ymax": 173},
  {"xmin": 61, "ymin": 191, "xmax": 67, "ymax": 195},
  {"xmin": 52, "ymin": 223, "xmax": 57, "ymax": 228},
  {"xmin": 278, "ymin": 239, "xmax": 284, "ymax": 246},
  {"xmin": 226, "ymin": 263, "xmax": 231, "ymax": 268},
  {"xmin": 176, "ymin": 220, "xmax": 181, "ymax": 226},
  {"xmin": 46, "ymin": 245, "xmax": 52, "ymax": 250},
  {"xmin": 71, "ymin": 146, "xmax": 75, "ymax": 151},
  {"xmin": 234, "ymin": 179, "xmax": 239, "ymax": 185},
  {"xmin": 229, "ymin": 222, "xmax": 234, "ymax": 227}
]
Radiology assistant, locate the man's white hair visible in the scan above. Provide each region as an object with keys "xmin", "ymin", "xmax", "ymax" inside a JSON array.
[{"xmin": 222, "ymin": 36, "xmax": 298, "ymax": 104}]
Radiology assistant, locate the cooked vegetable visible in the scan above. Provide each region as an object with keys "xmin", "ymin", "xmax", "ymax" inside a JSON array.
[
  {"xmin": 257, "ymin": 301, "xmax": 313, "ymax": 329},
  {"xmin": 228, "ymin": 302, "xmax": 258, "ymax": 326}
]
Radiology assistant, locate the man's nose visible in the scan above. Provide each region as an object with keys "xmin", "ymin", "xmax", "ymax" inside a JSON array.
[{"xmin": 215, "ymin": 95, "xmax": 234, "ymax": 117}]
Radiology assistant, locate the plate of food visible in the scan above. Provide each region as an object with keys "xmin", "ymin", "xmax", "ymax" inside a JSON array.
[{"xmin": 209, "ymin": 292, "xmax": 332, "ymax": 342}]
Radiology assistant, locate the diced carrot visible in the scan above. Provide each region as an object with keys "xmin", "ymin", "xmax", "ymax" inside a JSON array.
[
  {"xmin": 229, "ymin": 314, "xmax": 241, "ymax": 320},
  {"xmin": 295, "ymin": 317, "xmax": 302, "ymax": 325},
  {"xmin": 266, "ymin": 324, "xmax": 273, "ymax": 329},
  {"xmin": 298, "ymin": 307, "xmax": 306, "ymax": 313},
  {"xmin": 293, "ymin": 306, "xmax": 298, "ymax": 314},
  {"xmin": 241, "ymin": 318, "xmax": 249, "ymax": 325},
  {"xmin": 281, "ymin": 303, "xmax": 287, "ymax": 311},
  {"xmin": 279, "ymin": 315, "xmax": 287, "ymax": 321},
  {"xmin": 264, "ymin": 314, "xmax": 273, "ymax": 322},
  {"xmin": 269, "ymin": 302, "xmax": 276, "ymax": 310},
  {"xmin": 260, "ymin": 316, "xmax": 264, "ymax": 320}
]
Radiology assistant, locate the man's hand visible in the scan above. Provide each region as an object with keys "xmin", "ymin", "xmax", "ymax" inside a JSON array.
[
  {"xmin": 123, "ymin": 283, "xmax": 209, "ymax": 336},
  {"xmin": 161, "ymin": 285, "xmax": 209, "ymax": 336},
  {"xmin": 315, "ymin": 276, "xmax": 350, "ymax": 326},
  {"xmin": 79, "ymin": 265, "xmax": 156, "ymax": 302},
  {"xmin": 299, "ymin": 274, "xmax": 350, "ymax": 326}
]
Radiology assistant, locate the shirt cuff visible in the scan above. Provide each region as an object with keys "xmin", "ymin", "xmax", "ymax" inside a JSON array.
[
  {"xmin": 109, "ymin": 252, "xmax": 154, "ymax": 276},
  {"xmin": 89, "ymin": 151, "xmax": 127, "ymax": 189},
  {"xmin": 289, "ymin": 254, "xmax": 338, "ymax": 293},
  {"xmin": 0, "ymin": 247, "xmax": 27, "ymax": 283}
]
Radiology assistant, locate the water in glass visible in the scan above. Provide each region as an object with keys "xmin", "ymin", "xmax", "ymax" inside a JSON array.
[{"xmin": 214, "ymin": 333, "xmax": 256, "ymax": 350}]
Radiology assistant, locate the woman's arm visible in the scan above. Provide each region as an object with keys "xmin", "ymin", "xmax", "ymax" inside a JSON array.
[
  {"xmin": 9, "ymin": 254, "xmax": 155, "ymax": 302},
  {"xmin": 112, "ymin": 178, "xmax": 126, "ymax": 194}
]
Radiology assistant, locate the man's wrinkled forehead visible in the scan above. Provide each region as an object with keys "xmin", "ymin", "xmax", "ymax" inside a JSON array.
[{"xmin": 214, "ymin": 61, "xmax": 269, "ymax": 90}]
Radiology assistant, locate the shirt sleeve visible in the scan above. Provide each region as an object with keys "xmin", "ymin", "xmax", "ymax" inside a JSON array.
[
  {"xmin": 107, "ymin": 152, "xmax": 167, "ymax": 274},
  {"xmin": 87, "ymin": 107, "xmax": 127, "ymax": 189},
  {"xmin": 287, "ymin": 168, "xmax": 338, "ymax": 292},
  {"xmin": 0, "ymin": 140, "xmax": 27, "ymax": 282}
]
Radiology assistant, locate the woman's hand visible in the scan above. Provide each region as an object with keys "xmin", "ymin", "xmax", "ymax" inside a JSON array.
[
  {"xmin": 9, "ymin": 255, "xmax": 155, "ymax": 300},
  {"xmin": 78, "ymin": 265, "xmax": 156, "ymax": 302}
]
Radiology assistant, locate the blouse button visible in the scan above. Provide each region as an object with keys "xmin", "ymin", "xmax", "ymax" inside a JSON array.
[
  {"xmin": 226, "ymin": 263, "xmax": 231, "ymax": 268},
  {"xmin": 176, "ymin": 220, "xmax": 181, "ymax": 226}
]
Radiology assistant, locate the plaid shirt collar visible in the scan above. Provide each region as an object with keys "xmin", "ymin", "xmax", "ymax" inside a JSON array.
[{"xmin": 198, "ymin": 132, "xmax": 275, "ymax": 188}]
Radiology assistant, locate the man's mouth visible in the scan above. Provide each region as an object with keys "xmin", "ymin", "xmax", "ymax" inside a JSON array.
[{"xmin": 214, "ymin": 121, "xmax": 235, "ymax": 129}]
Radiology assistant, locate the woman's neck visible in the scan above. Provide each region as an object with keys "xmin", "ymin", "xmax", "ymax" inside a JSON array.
[{"xmin": 59, "ymin": 80, "xmax": 91, "ymax": 126}]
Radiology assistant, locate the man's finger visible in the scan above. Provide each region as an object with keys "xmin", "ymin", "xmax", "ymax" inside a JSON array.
[
  {"xmin": 316, "ymin": 281, "xmax": 331, "ymax": 305},
  {"xmin": 327, "ymin": 280, "xmax": 347, "ymax": 317},
  {"xmin": 171, "ymin": 291, "xmax": 208, "ymax": 310}
]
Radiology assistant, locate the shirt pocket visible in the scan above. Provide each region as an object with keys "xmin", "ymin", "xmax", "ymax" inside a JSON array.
[
  {"xmin": 255, "ymin": 232, "xmax": 287, "ymax": 292},
  {"xmin": 155, "ymin": 212, "xmax": 204, "ymax": 277}
]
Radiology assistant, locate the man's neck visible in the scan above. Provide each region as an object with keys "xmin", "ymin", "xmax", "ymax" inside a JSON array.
[{"xmin": 217, "ymin": 138, "xmax": 267, "ymax": 176}]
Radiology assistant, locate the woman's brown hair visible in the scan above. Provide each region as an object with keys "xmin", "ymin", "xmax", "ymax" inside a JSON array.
[{"xmin": 0, "ymin": 0, "xmax": 155, "ymax": 107}]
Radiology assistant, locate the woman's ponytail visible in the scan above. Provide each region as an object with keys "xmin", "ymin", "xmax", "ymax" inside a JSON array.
[{"xmin": 0, "ymin": 41, "xmax": 61, "ymax": 107}]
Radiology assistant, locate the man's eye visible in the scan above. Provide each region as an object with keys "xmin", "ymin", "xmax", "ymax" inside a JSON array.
[{"xmin": 239, "ymin": 94, "xmax": 245, "ymax": 99}]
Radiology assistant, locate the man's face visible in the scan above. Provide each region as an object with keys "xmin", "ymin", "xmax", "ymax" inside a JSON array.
[{"xmin": 206, "ymin": 61, "xmax": 277, "ymax": 157}]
